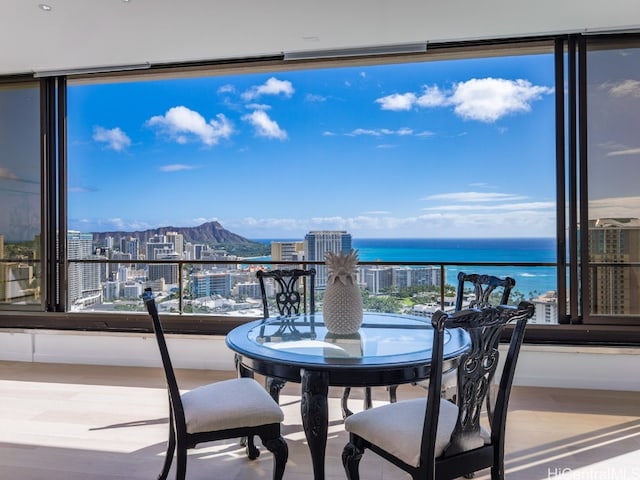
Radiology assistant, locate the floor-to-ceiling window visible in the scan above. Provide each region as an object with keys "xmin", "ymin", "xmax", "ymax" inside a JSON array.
[
  {"xmin": 1, "ymin": 35, "xmax": 638, "ymax": 344},
  {"xmin": 0, "ymin": 80, "xmax": 42, "ymax": 309},
  {"xmin": 65, "ymin": 44, "xmax": 558, "ymax": 321}
]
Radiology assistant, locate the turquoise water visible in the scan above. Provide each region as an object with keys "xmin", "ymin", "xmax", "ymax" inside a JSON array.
[
  {"xmin": 353, "ymin": 238, "xmax": 557, "ymax": 295},
  {"xmin": 254, "ymin": 237, "xmax": 558, "ymax": 296}
]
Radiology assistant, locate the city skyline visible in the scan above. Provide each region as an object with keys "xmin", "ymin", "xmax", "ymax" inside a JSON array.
[{"xmin": 64, "ymin": 53, "xmax": 558, "ymax": 239}]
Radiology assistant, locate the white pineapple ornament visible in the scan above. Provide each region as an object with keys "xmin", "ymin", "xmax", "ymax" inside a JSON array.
[{"xmin": 323, "ymin": 249, "xmax": 363, "ymax": 334}]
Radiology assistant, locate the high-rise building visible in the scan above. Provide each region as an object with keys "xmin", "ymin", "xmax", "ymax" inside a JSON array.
[
  {"xmin": 392, "ymin": 266, "xmax": 442, "ymax": 288},
  {"xmin": 363, "ymin": 266, "xmax": 393, "ymax": 295},
  {"xmin": 304, "ymin": 231, "xmax": 352, "ymax": 288},
  {"xmin": 235, "ymin": 281, "xmax": 263, "ymax": 299},
  {"xmin": 588, "ymin": 217, "xmax": 640, "ymax": 315},
  {"xmin": 120, "ymin": 236, "xmax": 139, "ymax": 259},
  {"xmin": 149, "ymin": 251, "xmax": 180, "ymax": 284},
  {"xmin": 530, "ymin": 291, "xmax": 559, "ymax": 324},
  {"xmin": 271, "ymin": 241, "xmax": 305, "ymax": 268},
  {"xmin": 190, "ymin": 271, "xmax": 233, "ymax": 297},
  {"xmin": 166, "ymin": 232, "xmax": 184, "ymax": 258},
  {"xmin": 0, "ymin": 262, "xmax": 36, "ymax": 302},
  {"xmin": 67, "ymin": 231, "xmax": 95, "ymax": 305},
  {"xmin": 145, "ymin": 236, "xmax": 174, "ymax": 261}
]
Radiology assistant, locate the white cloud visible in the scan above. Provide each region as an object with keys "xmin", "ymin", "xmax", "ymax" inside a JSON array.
[
  {"xmin": 223, "ymin": 208, "xmax": 555, "ymax": 238},
  {"xmin": 347, "ymin": 127, "xmax": 414, "ymax": 137},
  {"xmin": 449, "ymin": 78, "xmax": 553, "ymax": 122},
  {"xmin": 349, "ymin": 128, "xmax": 382, "ymax": 136},
  {"xmin": 242, "ymin": 110, "xmax": 287, "ymax": 140},
  {"xmin": 416, "ymin": 130, "xmax": 436, "ymax": 137},
  {"xmin": 305, "ymin": 93, "xmax": 327, "ymax": 102},
  {"xmin": 242, "ymin": 77, "xmax": 294, "ymax": 101},
  {"xmin": 423, "ymin": 201, "xmax": 554, "ymax": 211},
  {"xmin": 159, "ymin": 164, "xmax": 196, "ymax": 172},
  {"xmin": 146, "ymin": 106, "xmax": 233, "ymax": 146},
  {"xmin": 217, "ymin": 84, "xmax": 236, "ymax": 94},
  {"xmin": 0, "ymin": 167, "xmax": 18, "ymax": 180},
  {"xmin": 607, "ymin": 79, "xmax": 640, "ymax": 98},
  {"xmin": 245, "ymin": 103, "xmax": 271, "ymax": 110},
  {"xmin": 92, "ymin": 126, "xmax": 131, "ymax": 151},
  {"xmin": 423, "ymin": 191, "xmax": 528, "ymax": 202},
  {"xmin": 375, "ymin": 92, "xmax": 417, "ymax": 111},
  {"xmin": 589, "ymin": 196, "xmax": 640, "ymax": 219},
  {"xmin": 375, "ymin": 77, "xmax": 553, "ymax": 123},
  {"xmin": 607, "ymin": 147, "xmax": 640, "ymax": 157},
  {"xmin": 68, "ymin": 185, "xmax": 97, "ymax": 193},
  {"xmin": 416, "ymin": 85, "xmax": 448, "ymax": 107}
]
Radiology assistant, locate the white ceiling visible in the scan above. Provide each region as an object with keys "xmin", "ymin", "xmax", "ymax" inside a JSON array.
[{"xmin": 2, "ymin": 0, "xmax": 640, "ymax": 76}]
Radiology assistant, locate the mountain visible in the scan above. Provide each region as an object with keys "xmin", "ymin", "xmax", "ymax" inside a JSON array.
[{"xmin": 91, "ymin": 221, "xmax": 257, "ymax": 247}]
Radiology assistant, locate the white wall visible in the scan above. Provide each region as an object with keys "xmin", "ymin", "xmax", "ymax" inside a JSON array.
[
  {"xmin": 0, "ymin": 329, "xmax": 638, "ymax": 392},
  {"xmin": 0, "ymin": 329, "xmax": 235, "ymax": 371}
]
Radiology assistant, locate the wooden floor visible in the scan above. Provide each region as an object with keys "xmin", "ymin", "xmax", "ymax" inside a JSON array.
[{"xmin": 0, "ymin": 361, "xmax": 638, "ymax": 479}]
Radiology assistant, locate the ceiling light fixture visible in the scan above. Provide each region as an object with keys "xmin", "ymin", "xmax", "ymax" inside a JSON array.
[
  {"xmin": 38, "ymin": 4, "xmax": 52, "ymax": 11},
  {"xmin": 284, "ymin": 42, "xmax": 427, "ymax": 61}
]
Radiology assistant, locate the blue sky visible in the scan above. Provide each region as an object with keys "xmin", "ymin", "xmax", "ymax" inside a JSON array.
[{"xmin": 66, "ymin": 53, "xmax": 558, "ymax": 239}]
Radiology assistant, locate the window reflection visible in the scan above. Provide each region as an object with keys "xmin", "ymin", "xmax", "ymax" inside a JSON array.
[
  {"xmin": 587, "ymin": 42, "xmax": 640, "ymax": 318},
  {"xmin": 0, "ymin": 83, "xmax": 41, "ymax": 307}
]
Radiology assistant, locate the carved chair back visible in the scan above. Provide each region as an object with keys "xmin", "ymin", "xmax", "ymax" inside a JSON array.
[
  {"xmin": 342, "ymin": 302, "xmax": 534, "ymax": 480},
  {"xmin": 455, "ymin": 271, "xmax": 516, "ymax": 311},
  {"xmin": 426, "ymin": 302, "xmax": 534, "ymax": 477},
  {"xmin": 257, "ymin": 268, "xmax": 316, "ymax": 318}
]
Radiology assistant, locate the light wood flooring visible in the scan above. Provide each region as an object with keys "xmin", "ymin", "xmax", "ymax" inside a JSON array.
[{"xmin": 0, "ymin": 361, "xmax": 638, "ymax": 479}]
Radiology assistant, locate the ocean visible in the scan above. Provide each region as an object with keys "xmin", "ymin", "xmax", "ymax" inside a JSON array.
[{"xmin": 255, "ymin": 237, "xmax": 558, "ymax": 296}]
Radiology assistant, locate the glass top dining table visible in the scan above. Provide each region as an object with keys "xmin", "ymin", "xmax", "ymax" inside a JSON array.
[{"xmin": 226, "ymin": 311, "xmax": 470, "ymax": 480}]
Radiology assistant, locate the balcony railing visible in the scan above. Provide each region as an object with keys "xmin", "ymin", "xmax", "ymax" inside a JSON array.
[{"xmin": 65, "ymin": 258, "xmax": 558, "ymax": 322}]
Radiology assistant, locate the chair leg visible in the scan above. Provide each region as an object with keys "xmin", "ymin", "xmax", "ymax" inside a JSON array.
[
  {"xmin": 387, "ymin": 384, "xmax": 398, "ymax": 403},
  {"xmin": 342, "ymin": 386, "xmax": 374, "ymax": 419},
  {"xmin": 490, "ymin": 464, "xmax": 504, "ymax": 480},
  {"xmin": 342, "ymin": 440, "xmax": 363, "ymax": 480},
  {"xmin": 262, "ymin": 434, "xmax": 289, "ymax": 480},
  {"xmin": 158, "ymin": 411, "xmax": 176, "ymax": 480},
  {"xmin": 243, "ymin": 435, "xmax": 260, "ymax": 460},
  {"xmin": 266, "ymin": 376, "xmax": 287, "ymax": 404},
  {"xmin": 364, "ymin": 387, "xmax": 372, "ymax": 410},
  {"xmin": 341, "ymin": 387, "xmax": 354, "ymax": 419},
  {"xmin": 243, "ymin": 376, "xmax": 288, "ymax": 460},
  {"xmin": 175, "ymin": 446, "xmax": 187, "ymax": 480}
]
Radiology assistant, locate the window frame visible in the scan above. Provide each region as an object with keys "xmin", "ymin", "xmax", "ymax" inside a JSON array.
[{"xmin": 0, "ymin": 34, "xmax": 639, "ymax": 346}]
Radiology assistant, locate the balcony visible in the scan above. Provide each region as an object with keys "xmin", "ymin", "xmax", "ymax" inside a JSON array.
[{"xmin": 1, "ymin": 361, "xmax": 638, "ymax": 479}]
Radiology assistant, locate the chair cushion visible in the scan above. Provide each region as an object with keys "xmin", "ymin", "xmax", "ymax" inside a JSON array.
[
  {"xmin": 181, "ymin": 377, "xmax": 284, "ymax": 434},
  {"xmin": 344, "ymin": 397, "xmax": 459, "ymax": 467}
]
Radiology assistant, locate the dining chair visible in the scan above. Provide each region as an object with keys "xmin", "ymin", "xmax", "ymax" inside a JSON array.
[
  {"xmin": 447, "ymin": 272, "xmax": 517, "ymax": 411},
  {"xmin": 342, "ymin": 301, "xmax": 535, "ymax": 480},
  {"xmin": 455, "ymin": 271, "xmax": 516, "ymax": 312},
  {"xmin": 255, "ymin": 267, "xmax": 316, "ymax": 399},
  {"xmin": 142, "ymin": 288, "xmax": 288, "ymax": 480},
  {"xmin": 257, "ymin": 268, "xmax": 316, "ymax": 319},
  {"xmin": 256, "ymin": 268, "xmax": 378, "ymax": 419},
  {"xmin": 411, "ymin": 271, "xmax": 518, "ymax": 418}
]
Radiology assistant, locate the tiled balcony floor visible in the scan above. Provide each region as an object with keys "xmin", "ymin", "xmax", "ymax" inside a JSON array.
[{"xmin": 0, "ymin": 361, "xmax": 638, "ymax": 479}]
